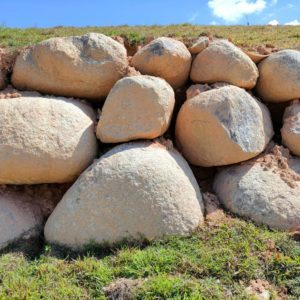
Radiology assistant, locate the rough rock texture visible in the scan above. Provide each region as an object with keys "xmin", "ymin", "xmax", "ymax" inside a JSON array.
[
  {"xmin": 97, "ymin": 76, "xmax": 175, "ymax": 143},
  {"xmin": 188, "ymin": 37, "xmax": 209, "ymax": 54},
  {"xmin": 214, "ymin": 146, "xmax": 300, "ymax": 230},
  {"xmin": 281, "ymin": 100, "xmax": 300, "ymax": 156},
  {"xmin": 256, "ymin": 50, "xmax": 300, "ymax": 103},
  {"xmin": 44, "ymin": 141, "xmax": 204, "ymax": 249},
  {"xmin": 0, "ymin": 184, "xmax": 68, "ymax": 251},
  {"xmin": 190, "ymin": 40, "xmax": 259, "ymax": 89},
  {"xmin": 131, "ymin": 37, "xmax": 192, "ymax": 89},
  {"xmin": 0, "ymin": 92, "xmax": 98, "ymax": 184},
  {"xmin": 12, "ymin": 33, "xmax": 128, "ymax": 100},
  {"xmin": 175, "ymin": 85, "xmax": 274, "ymax": 166},
  {"xmin": 186, "ymin": 82, "xmax": 230, "ymax": 100}
]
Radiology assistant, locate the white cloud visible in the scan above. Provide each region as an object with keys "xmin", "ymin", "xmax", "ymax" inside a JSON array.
[
  {"xmin": 208, "ymin": 0, "xmax": 267, "ymax": 22},
  {"xmin": 284, "ymin": 19, "xmax": 300, "ymax": 25},
  {"xmin": 210, "ymin": 21, "xmax": 218, "ymax": 25},
  {"xmin": 188, "ymin": 11, "xmax": 199, "ymax": 23},
  {"xmin": 268, "ymin": 19, "xmax": 279, "ymax": 25},
  {"xmin": 270, "ymin": 0, "xmax": 277, "ymax": 5},
  {"xmin": 287, "ymin": 3, "xmax": 295, "ymax": 8}
]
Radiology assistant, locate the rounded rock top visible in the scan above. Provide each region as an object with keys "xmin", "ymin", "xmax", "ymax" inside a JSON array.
[
  {"xmin": 256, "ymin": 49, "xmax": 300, "ymax": 103},
  {"xmin": 12, "ymin": 33, "xmax": 128, "ymax": 100},
  {"xmin": 44, "ymin": 141, "xmax": 204, "ymax": 249},
  {"xmin": 0, "ymin": 92, "xmax": 98, "ymax": 184},
  {"xmin": 175, "ymin": 85, "xmax": 274, "ymax": 167},
  {"xmin": 96, "ymin": 75, "xmax": 175, "ymax": 143},
  {"xmin": 131, "ymin": 37, "xmax": 192, "ymax": 89},
  {"xmin": 190, "ymin": 40, "xmax": 259, "ymax": 89}
]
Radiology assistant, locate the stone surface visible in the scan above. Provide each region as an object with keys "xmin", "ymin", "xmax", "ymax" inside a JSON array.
[
  {"xmin": 12, "ymin": 33, "xmax": 128, "ymax": 100},
  {"xmin": 175, "ymin": 85, "xmax": 274, "ymax": 166},
  {"xmin": 188, "ymin": 37, "xmax": 209, "ymax": 54},
  {"xmin": 0, "ymin": 92, "xmax": 98, "ymax": 184},
  {"xmin": 186, "ymin": 82, "xmax": 230, "ymax": 100},
  {"xmin": 244, "ymin": 50, "xmax": 269, "ymax": 63},
  {"xmin": 256, "ymin": 50, "xmax": 300, "ymax": 103},
  {"xmin": 0, "ymin": 184, "xmax": 68, "ymax": 251},
  {"xmin": 131, "ymin": 37, "xmax": 192, "ymax": 89},
  {"xmin": 190, "ymin": 40, "xmax": 259, "ymax": 89},
  {"xmin": 44, "ymin": 141, "xmax": 204, "ymax": 249},
  {"xmin": 214, "ymin": 146, "xmax": 300, "ymax": 230},
  {"xmin": 281, "ymin": 100, "xmax": 300, "ymax": 156},
  {"xmin": 96, "ymin": 75, "xmax": 175, "ymax": 143}
]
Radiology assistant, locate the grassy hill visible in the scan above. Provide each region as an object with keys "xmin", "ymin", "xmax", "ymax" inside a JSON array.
[{"xmin": 0, "ymin": 25, "xmax": 300, "ymax": 50}]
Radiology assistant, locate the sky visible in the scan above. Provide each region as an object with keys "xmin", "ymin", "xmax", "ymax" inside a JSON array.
[{"xmin": 0, "ymin": 0, "xmax": 299, "ymax": 28}]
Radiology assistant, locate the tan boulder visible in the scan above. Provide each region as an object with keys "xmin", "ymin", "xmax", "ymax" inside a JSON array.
[
  {"xmin": 186, "ymin": 82, "xmax": 230, "ymax": 100},
  {"xmin": 214, "ymin": 146, "xmax": 300, "ymax": 231},
  {"xmin": 256, "ymin": 50, "xmax": 300, "ymax": 103},
  {"xmin": 190, "ymin": 40, "xmax": 259, "ymax": 89},
  {"xmin": 175, "ymin": 85, "xmax": 274, "ymax": 167},
  {"xmin": 0, "ymin": 92, "xmax": 98, "ymax": 184},
  {"xmin": 281, "ymin": 100, "xmax": 300, "ymax": 156},
  {"xmin": 131, "ymin": 37, "xmax": 192, "ymax": 89},
  {"xmin": 12, "ymin": 33, "xmax": 128, "ymax": 100},
  {"xmin": 244, "ymin": 50, "xmax": 269, "ymax": 63},
  {"xmin": 188, "ymin": 37, "xmax": 210, "ymax": 54},
  {"xmin": 97, "ymin": 75, "xmax": 175, "ymax": 143},
  {"xmin": 44, "ymin": 141, "xmax": 204, "ymax": 249},
  {"xmin": 0, "ymin": 184, "xmax": 68, "ymax": 251}
]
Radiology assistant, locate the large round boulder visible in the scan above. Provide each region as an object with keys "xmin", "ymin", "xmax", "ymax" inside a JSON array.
[
  {"xmin": 131, "ymin": 37, "xmax": 191, "ymax": 89},
  {"xmin": 175, "ymin": 85, "xmax": 274, "ymax": 166},
  {"xmin": 190, "ymin": 40, "xmax": 259, "ymax": 89},
  {"xmin": 0, "ymin": 92, "xmax": 98, "ymax": 184},
  {"xmin": 256, "ymin": 50, "xmax": 300, "ymax": 103},
  {"xmin": 281, "ymin": 100, "xmax": 300, "ymax": 156},
  {"xmin": 214, "ymin": 146, "xmax": 300, "ymax": 231},
  {"xmin": 12, "ymin": 33, "xmax": 128, "ymax": 100},
  {"xmin": 44, "ymin": 141, "xmax": 204, "ymax": 249},
  {"xmin": 0, "ymin": 184, "xmax": 68, "ymax": 251},
  {"xmin": 96, "ymin": 75, "xmax": 175, "ymax": 143}
]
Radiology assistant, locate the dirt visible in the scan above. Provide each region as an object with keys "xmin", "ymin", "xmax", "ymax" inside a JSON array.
[
  {"xmin": 0, "ymin": 85, "xmax": 21, "ymax": 99},
  {"xmin": 203, "ymin": 192, "xmax": 226, "ymax": 225},
  {"xmin": 103, "ymin": 278, "xmax": 142, "ymax": 300}
]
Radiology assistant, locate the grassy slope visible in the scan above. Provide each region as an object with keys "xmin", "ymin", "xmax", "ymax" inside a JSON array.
[
  {"xmin": 0, "ymin": 25, "xmax": 300, "ymax": 49},
  {"xmin": 0, "ymin": 217, "xmax": 299, "ymax": 299}
]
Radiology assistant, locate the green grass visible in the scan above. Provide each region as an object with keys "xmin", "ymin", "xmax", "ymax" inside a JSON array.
[
  {"xmin": 0, "ymin": 25, "xmax": 300, "ymax": 50},
  {"xmin": 0, "ymin": 218, "xmax": 299, "ymax": 299}
]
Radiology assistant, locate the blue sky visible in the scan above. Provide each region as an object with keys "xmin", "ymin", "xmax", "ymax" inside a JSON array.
[{"xmin": 0, "ymin": 0, "xmax": 299, "ymax": 28}]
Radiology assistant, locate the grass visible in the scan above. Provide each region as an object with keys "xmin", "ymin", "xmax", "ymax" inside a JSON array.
[
  {"xmin": 0, "ymin": 25, "xmax": 300, "ymax": 50},
  {"xmin": 0, "ymin": 217, "xmax": 299, "ymax": 299}
]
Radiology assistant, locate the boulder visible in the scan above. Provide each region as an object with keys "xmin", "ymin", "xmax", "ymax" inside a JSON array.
[
  {"xmin": 131, "ymin": 37, "xmax": 192, "ymax": 89},
  {"xmin": 175, "ymin": 85, "xmax": 274, "ymax": 166},
  {"xmin": 214, "ymin": 146, "xmax": 300, "ymax": 231},
  {"xmin": 281, "ymin": 100, "xmax": 300, "ymax": 156},
  {"xmin": 96, "ymin": 75, "xmax": 175, "ymax": 143},
  {"xmin": 188, "ymin": 37, "xmax": 210, "ymax": 54},
  {"xmin": 186, "ymin": 82, "xmax": 230, "ymax": 100},
  {"xmin": 0, "ymin": 184, "xmax": 68, "ymax": 251},
  {"xmin": 190, "ymin": 40, "xmax": 259, "ymax": 89},
  {"xmin": 0, "ymin": 92, "xmax": 98, "ymax": 184},
  {"xmin": 12, "ymin": 33, "xmax": 128, "ymax": 100},
  {"xmin": 256, "ymin": 50, "xmax": 300, "ymax": 103},
  {"xmin": 244, "ymin": 50, "xmax": 269, "ymax": 64},
  {"xmin": 44, "ymin": 141, "xmax": 204, "ymax": 249}
]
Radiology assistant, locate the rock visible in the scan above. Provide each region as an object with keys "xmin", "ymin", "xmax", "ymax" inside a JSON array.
[
  {"xmin": 131, "ymin": 37, "xmax": 192, "ymax": 89},
  {"xmin": 175, "ymin": 85, "xmax": 274, "ymax": 166},
  {"xmin": 188, "ymin": 37, "xmax": 210, "ymax": 54},
  {"xmin": 12, "ymin": 33, "xmax": 128, "ymax": 100},
  {"xmin": 190, "ymin": 40, "xmax": 259, "ymax": 89},
  {"xmin": 44, "ymin": 141, "xmax": 204, "ymax": 249},
  {"xmin": 256, "ymin": 50, "xmax": 300, "ymax": 102},
  {"xmin": 281, "ymin": 100, "xmax": 300, "ymax": 156},
  {"xmin": 0, "ymin": 184, "xmax": 68, "ymax": 251},
  {"xmin": 96, "ymin": 76, "xmax": 175, "ymax": 143},
  {"xmin": 244, "ymin": 50, "xmax": 269, "ymax": 63},
  {"xmin": 0, "ymin": 92, "xmax": 98, "ymax": 184},
  {"xmin": 214, "ymin": 146, "xmax": 300, "ymax": 231},
  {"xmin": 186, "ymin": 82, "xmax": 230, "ymax": 100}
]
